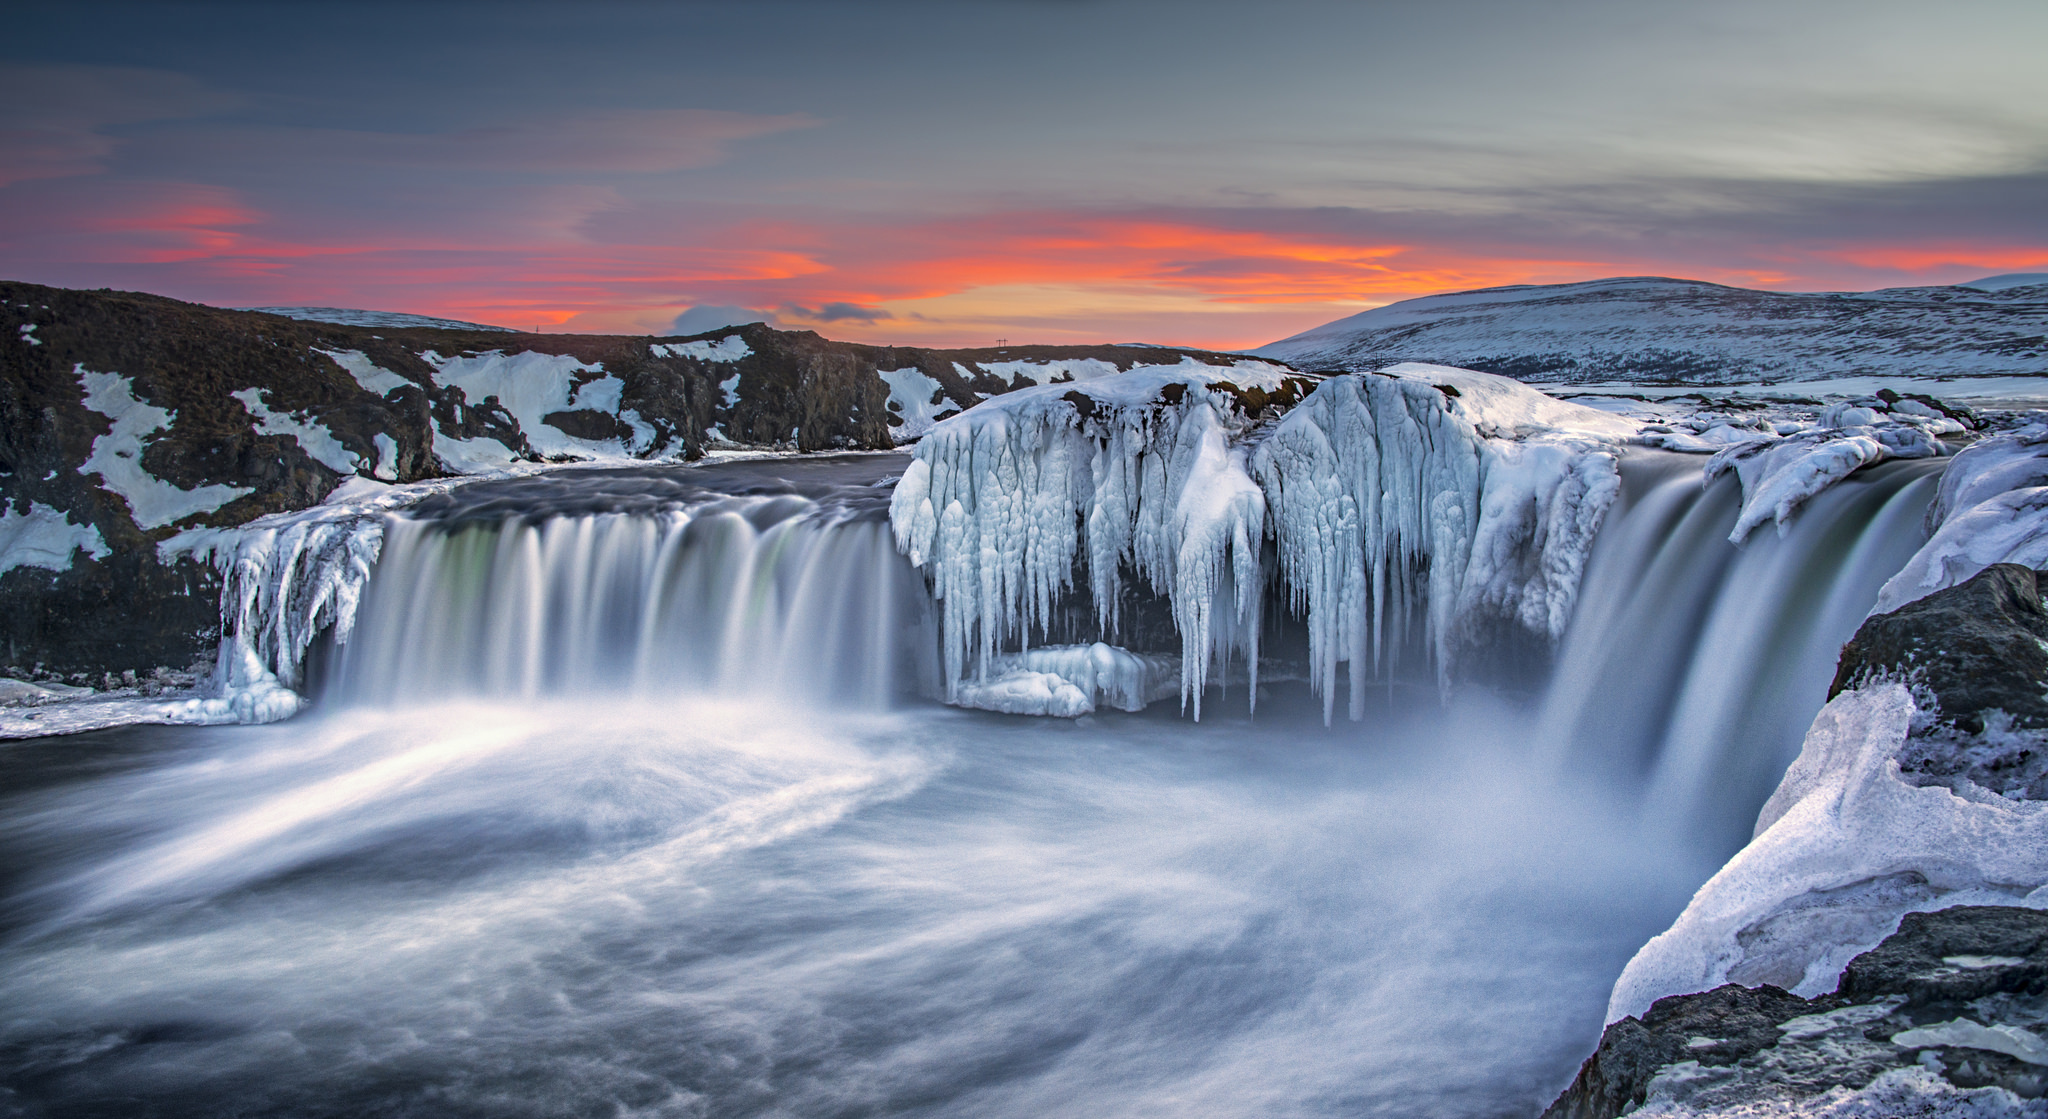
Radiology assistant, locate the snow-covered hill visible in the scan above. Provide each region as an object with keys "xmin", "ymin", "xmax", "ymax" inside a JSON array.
[
  {"xmin": 244, "ymin": 306, "xmax": 520, "ymax": 332},
  {"xmin": 1253, "ymin": 276, "xmax": 2048, "ymax": 385}
]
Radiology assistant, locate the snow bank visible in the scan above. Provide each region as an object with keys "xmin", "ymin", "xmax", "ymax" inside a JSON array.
[
  {"xmin": 0, "ymin": 501, "xmax": 108, "ymax": 575},
  {"xmin": 77, "ymin": 366, "xmax": 251, "ymax": 529},
  {"xmin": 890, "ymin": 364, "xmax": 1286, "ymax": 718},
  {"xmin": 1255, "ymin": 365, "xmax": 1628, "ymax": 721},
  {"xmin": 1608, "ymin": 684, "xmax": 2048, "ymax": 1023},
  {"xmin": 949, "ymin": 643, "xmax": 1179, "ymax": 717},
  {"xmin": 1875, "ymin": 426, "xmax": 2048, "ymax": 614}
]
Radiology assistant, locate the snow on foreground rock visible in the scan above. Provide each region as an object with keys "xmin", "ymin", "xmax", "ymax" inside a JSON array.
[
  {"xmin": 1607, "ymin": 684, "xmax": 2048, "ymax": 1025},
  {"xmin": 889, "ymin": 360, "xmax": 1641, "ymax": 721}
]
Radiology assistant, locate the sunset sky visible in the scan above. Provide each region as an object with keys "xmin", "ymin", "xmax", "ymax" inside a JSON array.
[{"xmin": 4, "ymin": 0, "xmax": 2044, "ymax": 348}]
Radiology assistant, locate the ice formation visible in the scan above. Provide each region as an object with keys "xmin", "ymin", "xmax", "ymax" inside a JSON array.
[
  {"xmin": 1256, "ymin": 365, "xmax": 1631, "ymax": 721},
  {"xmin": 891, "ymin": 360, "xmax": 1638, "ymax": 722},
  {"xmin": 948, "ymin": 643, "xmax": 1180, "ymax": 717},
  {"xmin": 1705, "ymin": 422, "xmax": 1946, "ymax": 544},
  {"xmin": 155, "ymin": 475, "xmax": 476, "ymax": 724},
  {"xmin": 1876, "ymin": 426, "xmax": 2048, "ymax": 613},
  {"xmin": 890, "ymin": 364, "xmax": 1280, "ymax": 719},
  {"xmin": 76, "ymin": 366, "xmax": 252, "ymax": 529},
  {"xmin": 1607, "ymin": 684, "xmax": 2048, "ymax": 1024}
]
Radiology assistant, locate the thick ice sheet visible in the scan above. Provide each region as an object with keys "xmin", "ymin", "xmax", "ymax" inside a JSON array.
[
  {"xmin": 1608, "ymin": 685, "xmax": 2048, "ymax": 1023},
  {"xmin": 1877, "ymin": 426, "xmax": 2048, "ymax": 613}
]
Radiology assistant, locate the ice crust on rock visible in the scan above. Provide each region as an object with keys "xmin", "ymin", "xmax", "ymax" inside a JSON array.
[
  {"xmin": 890, "ymin": 359, "xmax": 1637, "ymax": 722},
  {"xmin": 949, "ymin": 643, "xmax": 1180, "ymax": 717},
  {"xmin": 889, "ymin": 363, "xmax": 1281, "ymax": 719},
  {"xmin": 1607, "ymin": 684, "xmax": 2048, "ymax": 1024},
  {"xmin": 1877, "ymin": 427, "xmax": 2048, "ymax": 614},
  {"xmin": 1705, "ymin": 422, "xmax": 1945, "ymax": 544}
]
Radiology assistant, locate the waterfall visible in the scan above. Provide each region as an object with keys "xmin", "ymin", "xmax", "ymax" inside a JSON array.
[
  {"xmin": 325, "ymin": 468, "xmax": 940, "ymax": 710},
  {"xmin": 1534, "ymin": 450, "xmax": 1941, "ymax": 845}
]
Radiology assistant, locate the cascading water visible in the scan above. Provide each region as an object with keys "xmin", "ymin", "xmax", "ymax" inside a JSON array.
[
  {"xmin": 0, "ymin": 444, "xmax": 1975, "ymax": 1118},
  {"xmin": 327, "ymin": 460, "xmax": 941, "ymax": 710},
  {"xmin": 1535, "ymin": 450, "xmax": 1942, "ymax": 847}
]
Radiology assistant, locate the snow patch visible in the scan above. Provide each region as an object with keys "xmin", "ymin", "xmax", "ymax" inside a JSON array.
[
  {"xmin": 231, "ymin": 387, "xmax": 359, "ymax": 475},
  {"xmin": 19, "ymin": 323, "xmax": 39, "ymax": 347},
  {"xmin": 879, "ymin": 365, "xmax": 948, "ymax": 442},
  {"xmin": 0, "ymin": 502, "xmax": 108, "ymax": 575},
  {"xmin": 655, "ymin": 335, "xmax": 751, "ymax": 362},
  {"xmin": 316, "ymin": 348, "xmax": 414, "ymax": 397},
  {"xmin": 76, "ymin": 366, "xmax": 252, "ymax": 529}
]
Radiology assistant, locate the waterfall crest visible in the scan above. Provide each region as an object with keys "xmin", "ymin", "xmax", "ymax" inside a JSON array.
[{"xmin": 1534, "ymin": 452, "xmax": 1941, "ymax": 843}]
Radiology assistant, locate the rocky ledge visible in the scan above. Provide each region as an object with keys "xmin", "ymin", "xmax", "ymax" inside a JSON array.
[{"xmin": 1547, "ymin": 906, "xmax": 2048, "ymax": 1117}]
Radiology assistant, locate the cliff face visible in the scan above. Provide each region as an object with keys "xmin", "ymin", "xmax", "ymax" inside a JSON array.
[{"xmin": 0, "ymin": 282, "xmax": 1285, "ymax": 682}]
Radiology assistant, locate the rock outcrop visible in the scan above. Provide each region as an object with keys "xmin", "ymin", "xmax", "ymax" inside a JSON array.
[
  {"xmin": 1831, "ymin": 563, "xmax": 2048, "ymax": 732},
  {"xmin": 1547, "ymin": 907, "xmax": 2048, "ymax": 1118}
]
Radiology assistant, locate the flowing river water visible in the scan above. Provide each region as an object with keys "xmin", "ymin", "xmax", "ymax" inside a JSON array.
[{"xmin": 0, "ymin": 451, "xmax": 1941, "ymax": 1117}]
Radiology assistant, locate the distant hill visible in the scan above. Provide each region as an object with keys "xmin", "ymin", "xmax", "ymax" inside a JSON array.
[
  {"xmin": 242, "ymin": 306, "xmax": 521, "ymax": 332},
  {"xmin": 1252, "ymin": 276, "xmax": 2048, "ymax": 384}
]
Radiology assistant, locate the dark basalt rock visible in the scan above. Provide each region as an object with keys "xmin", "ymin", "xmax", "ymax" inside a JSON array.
[
  {"xmin": 1838, "ymin": 906, "xmax": 2048, "ymax": 1008},
  {"xmin": 1541, "ymin": 985, "xmax": 1816, "ymax": 1119},
  {"xmin": 1543, "ymin": 907, "xmax": 2048, "ymax": 1118},
  {"xmin": 1830, "ymin": 563, "xmax": 2048, "ymax": 732}
]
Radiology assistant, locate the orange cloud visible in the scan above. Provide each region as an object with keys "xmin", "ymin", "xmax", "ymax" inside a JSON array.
[{"xmin": 11, "ymin": 183, "xmax": 2032, "ymax": 348}]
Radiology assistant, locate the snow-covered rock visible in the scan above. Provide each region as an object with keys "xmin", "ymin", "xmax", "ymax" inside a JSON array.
[
  {"xmin": 1608, "ymin": 684, "xmax": 2048, "ymax": 1024},
  {"xmin": 1876, "ymin": 426, "xmax": 2048, "ymax": 614}
]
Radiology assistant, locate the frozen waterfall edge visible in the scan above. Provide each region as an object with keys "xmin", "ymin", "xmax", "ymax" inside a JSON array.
[{"xmin": 889, "ymin": 363, "xmax": 1640, "ymax": 722}]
